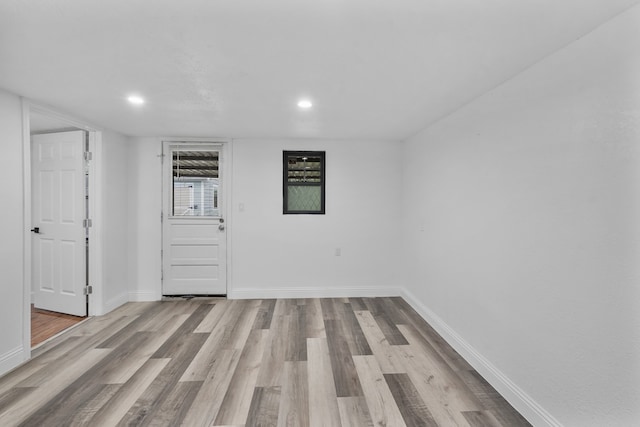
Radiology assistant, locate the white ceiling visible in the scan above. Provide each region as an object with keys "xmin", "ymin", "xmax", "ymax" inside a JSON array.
[{"xmin": 1, "ymin": 0, "xmax": 638, "ymax": 140}]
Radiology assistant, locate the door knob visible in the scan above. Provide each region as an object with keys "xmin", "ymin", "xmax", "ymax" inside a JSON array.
[
  {"xmin": 31, "ymin": 227, "xmax": 40, "ymax": 234},
  {"xmin": 219, "ymin": 224, "xmax": 225, "ymax": 231}
]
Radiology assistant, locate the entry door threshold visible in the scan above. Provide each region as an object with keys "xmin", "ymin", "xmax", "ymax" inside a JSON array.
[{"xmin": 161, "ymin": 295, "xmax": 227, "ymax": 301}]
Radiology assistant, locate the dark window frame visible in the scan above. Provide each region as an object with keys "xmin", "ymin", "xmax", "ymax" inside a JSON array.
[{"xmin": 283, "ymin": 150, "xmax": 326, "ymax": 214}]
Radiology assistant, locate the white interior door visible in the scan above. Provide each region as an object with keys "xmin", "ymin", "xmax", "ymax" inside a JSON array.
[
  {"xmin": 162, "ymin": 143, "xmax": 227, "ymax": 295},
  {"xmin": 31, "ymin": 130, "xmax": 87, "ymax": 316}
]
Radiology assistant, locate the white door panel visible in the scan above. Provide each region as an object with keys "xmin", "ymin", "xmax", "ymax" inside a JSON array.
[
  {"xmin": 162, "ymin": 143, "xmax": 227, "ymax": 295},
  {"xmin": 31, "ymin": 130, "xmax": 87, "ymax": 316}
]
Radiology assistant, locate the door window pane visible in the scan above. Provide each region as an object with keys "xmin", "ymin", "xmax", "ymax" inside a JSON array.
[{"xmin": 172, "ymin": 150, "xmax": 220, "ymax": 217}]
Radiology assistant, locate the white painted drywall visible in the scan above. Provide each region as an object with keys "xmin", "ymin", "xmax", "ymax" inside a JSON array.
[
  {"xmin": 101, "ymin": 130, "xmax": 131, "ymax": 311},
  {"xmin": 125, "ymin": 137, "xmax": 403, "ymax": 299},
  {"xmin": 231, "ymin": 139, "xmax": 402, "ymax": 298},
  {"xmin": 126, "ymin": 137, "xmax": 163, "ymax": 301},
  {"xmin": 0, "ymin": 89, "xmax": 27, "ymax": 372},
  {"xmin": 400, "ymin": 5, "xmax": 640, "ymax": 426}
]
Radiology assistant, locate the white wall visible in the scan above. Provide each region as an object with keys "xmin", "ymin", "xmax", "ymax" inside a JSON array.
[
  {"xmin": 125, "ymin": 137, "xmax": 402, "ymax": 300},
  {"xmin": 400, "ymin": 5, "xmax": 640, "ymax": 426},
  {"xmin": 127, "ymin": 137, "xmax": 163, "ymax": 301},
  {"xmin": 0, "ymin": 89, "xmax": 27, "ymax": 372},
  {"xmin": 231, "ymin": 139, "xmax": 402, "ymax": 298},
  {"xmin": 100, "ymin": 130, "xmax": 131, "ymax": 311}
]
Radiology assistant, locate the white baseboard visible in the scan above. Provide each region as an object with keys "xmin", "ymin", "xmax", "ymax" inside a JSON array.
[
  {"xmin": 228, "ymin": 286, "xmax": 403, "ymax": 300},
  {"xmin": 128, "ymin": 290, "xmax": 161, "ymax": 302},
  {"xmin": 103, "ymin": 292, "xmax": 130, "ymax": 314},
  {"xmin": 0, "ymin": 346, "xmax": 25, "ymax": 376},
  {"xmin": 400, "ymin": 288, "xmax": 562, "ymax": 427}
]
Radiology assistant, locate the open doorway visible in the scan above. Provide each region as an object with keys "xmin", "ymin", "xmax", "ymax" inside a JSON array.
[
  {"xmin": 31, "ymin": 306, "xmax": 85, "ymax": 347},
  {"xmin": 29, "ymin": 111, "xmax": 89, "ymax": 347}
]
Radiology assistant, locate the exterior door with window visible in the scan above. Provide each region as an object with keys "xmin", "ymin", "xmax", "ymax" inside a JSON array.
[{"xmin": 162, "ymin": 143, "xmax": 227, "ymax": 295}]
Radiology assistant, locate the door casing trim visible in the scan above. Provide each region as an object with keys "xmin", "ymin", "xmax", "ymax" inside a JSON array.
[
  {"xmin": 160, "ymin": 138, "xmax": 233, "ymax": 297},
  {"xmin": 21, "ymin": 99, "xmax": 104, "ymax": 362}
]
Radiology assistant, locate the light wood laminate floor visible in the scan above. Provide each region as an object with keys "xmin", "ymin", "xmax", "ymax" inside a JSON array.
[{"xmin": 0, "ymin": 298, "xmax": 531, "ymax": 426}]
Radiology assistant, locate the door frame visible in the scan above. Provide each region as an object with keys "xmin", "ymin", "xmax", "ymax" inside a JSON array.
[
  {"xmin": 160, "ymin": 138, "xmax": 232, "ymax": 296},
  {"xmin": 21, "ymin": 100, "xmax": 104, "ymax": 358},
  {"xmin": 31, "ymin": 130, "xmax": 89, "ymax": 316}
]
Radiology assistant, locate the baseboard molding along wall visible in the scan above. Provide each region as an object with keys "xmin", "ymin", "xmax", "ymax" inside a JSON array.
[
  {"xmin": 121, "ymin": 282, "xmax": 559, "ymax": 426},
  {"xmin": 229, "ymin": 286, "xmax": 403, "ymax": 300},
  {"xmin": 103, "ymin": 292, "xmax": 130, "ymax": 314},
  {"xmin": 0, "ymin": 346, "xmax": 25, "ymax": 376},
  {"xmin": 400, "ymin": 288, "xmax": 563, "ymax": 427},
  {"xmin": 128, "ymin": 291, "xmax": 161, "ymax": 302}
]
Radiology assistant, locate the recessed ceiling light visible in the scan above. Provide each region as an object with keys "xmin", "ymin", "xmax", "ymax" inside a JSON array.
[
  {"xmin": 127, "ymin": 95, "xmax": 145, "ymax": 105},
  {"xmin": 297, "ymin": 99, "xmax": 313, "ymax": 109}
]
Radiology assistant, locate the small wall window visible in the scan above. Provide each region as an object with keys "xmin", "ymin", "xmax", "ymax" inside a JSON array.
[{"xmin": 283, "ymin": 150, "xmax": 325, "ymax": 214}]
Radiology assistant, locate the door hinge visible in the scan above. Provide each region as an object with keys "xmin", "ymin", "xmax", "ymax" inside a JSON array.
[
  {"xmin": 83, "ymin": 219, "xmax": 93, "ymax": 228},
  {"xmin": 84, "ymin": 285, "xmax": 93, "ymax": 295},
  {"xmin": 84, "ymin": 151, "xmax": 93, "ymax": 161}
]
